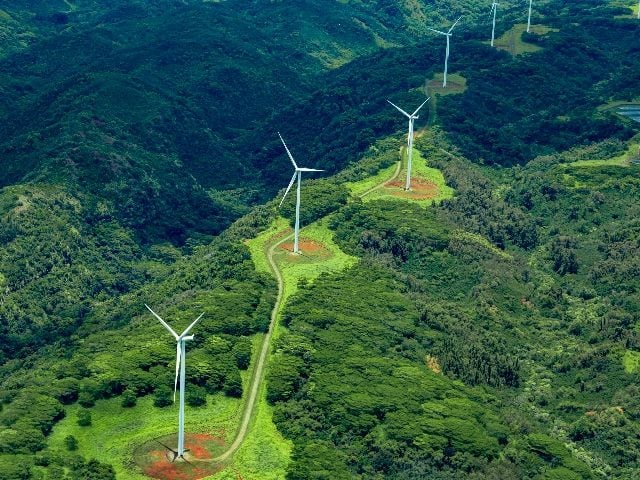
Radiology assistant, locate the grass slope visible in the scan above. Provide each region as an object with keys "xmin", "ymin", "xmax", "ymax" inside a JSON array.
[{"xmin": 492, "ymin": 23, "xmax": 559, "ymax": 56}]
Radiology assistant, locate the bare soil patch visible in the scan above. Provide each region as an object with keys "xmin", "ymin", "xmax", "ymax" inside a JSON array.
[
  {"xmin": 135, "ymin": 433, "xmax": 226, "ymax": 480},
  {"xmin": 384, "ymin": 177, "xmax": 440, "ymax": 200}
]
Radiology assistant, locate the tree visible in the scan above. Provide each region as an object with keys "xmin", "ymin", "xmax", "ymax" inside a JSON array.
[
  {"xmin": 153, "ymin": 386, "xmax": 172, "ymax": 408},
  {"xmin": 120, "ymin": 389, "xmax": 137, "ymax": 408},
  {"xmin": 551, "ymin": 236, "xmax": 578, "ymax": 275},
  {"xmin": 76, "ymin": 410, "xmax": 92, "ymax": 427},
  {"xmin": 232, "ymin": 338, "xmax": 252, "ymax": 370},
  {"xmin": 186, "ymin": 385, "xmax": 207, "ymax": 407},
  {"xmin": 65, "ymin": 435, "xmax": 78, "ymax": 451}
]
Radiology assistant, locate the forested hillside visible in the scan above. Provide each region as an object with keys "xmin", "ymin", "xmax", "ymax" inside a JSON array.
[{"xmin": 1, "ymin": 0, "xmax": 640, "ymax": 479}]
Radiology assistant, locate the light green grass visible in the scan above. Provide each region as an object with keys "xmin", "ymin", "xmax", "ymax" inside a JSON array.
[
  {"xmin": 48, "ymin": 394, "xmax": 241, "ymax": 479},
  {"xmin": 452, "ymin": 230, "xmax": 513, "ymax": 261},
  {"xmin": 275, "ymin": 220, "xmax": 357, "ymax": 307},
  {"xmin": 0, "ymin": 9, "xmax": 12, "ymax": 21},
  {"xmin": 245, "ymin": 217, "xmax": 290, "ymax": 275},
  {"xmin": 493, "ymin": 24, "xmax": 558, "ymax": 56},
  {"xmin": 362, "ymin": 148, "xmax": 454, "ymax": 206},
  {"xmin": 345, "ymin": 162, "xmax": 398, "ymax": 196},
  {"xmin": 612, "ymin": 0, "xmax": 640, "ymax": 18},
  {"xmin": 426, "ymin": 73, "xmax": 467, "ymax": 96},
  {"xmin": 623, "ymin": 350, "xmax": 640, "ymax": 373},
  {"xmin": 47, "ymin": 334, "xmax": 268, "ymax": 479},
  {"xmin": 209, "ymin": 387, "xmax": 291, "ymax": 480},
  {"xmin": 564, "ymin": 143, "xmax": 639, "ymax": 168}
]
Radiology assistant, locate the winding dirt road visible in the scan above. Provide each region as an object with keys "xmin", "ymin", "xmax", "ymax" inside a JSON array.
[{"xmin": 211, "ymin": 157, "xmax": 402, "ymax": 464}]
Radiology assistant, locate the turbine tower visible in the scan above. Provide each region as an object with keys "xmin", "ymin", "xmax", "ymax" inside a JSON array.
[
  {"xmin": 278, "ymin": 133, "xmax": 324, "ymax": 254},
  {"xmin": 527, "ymin": 0, "xmax": 533, "ymax": 33},
  {"xmin": 386, "ymin": 98, "xmax": 430, "ymax": 191},
  {"xmin": 146, "ymin": 304, "xmax": 204, "ymax": 461},
  {"xmin": 428, "ymin": 16, "xmax": 462, "ymax": 88},
  {"xmin": 490, "ymin": 1, "xmax": 499, "ymax": 47}
]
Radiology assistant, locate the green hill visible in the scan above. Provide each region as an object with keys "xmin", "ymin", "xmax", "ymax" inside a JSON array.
[{"xmin": 0, "ymin": 1, "xmax": 640, "ymax": 479}]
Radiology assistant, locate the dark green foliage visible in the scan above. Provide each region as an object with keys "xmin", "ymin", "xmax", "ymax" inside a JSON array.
[
  {"xmin": 0, "ymin": 456, "xmax": 31, "ymax": 480},
  {"xmin": 77, "ymin": 391, "xmax": 95, "ymax": 409},
  {"xmin": 223, "ymin": 368, "xmax": 243, "ymax": 398},
  {"xmin": 232, "ymin": 337, "xmax": 252, "ymax": 370},
  {"xmin": 186, "ymin": 385, "xmax": 207, "ymax": 407},
  {"xmin": 153, "ymin": 386, "xmax": 173, "ymax": 409},
  {"xmin": 286, "ymin": 441, "xmax": 352, "ymax": 480},
  {"xmin": 279, "ymin": 181, "xmax": 350, "ymax": 228},
  {"xmin": 76, "ymin": 410, "xmax": 91, "ymax": 427},
  {"xmin": 550, "ymin": 236, "xmax": 579, "ymax": 275},
  {"xmin": 64, "ymin": 434, "xmax": 78, "ymax": 451},
  {"xmin": 270, "ymin": 264, "xmax": 510, "ymax": 477},
  {"xmin": 68, "ymin": 458, "xmax": 115, "ymax": 480},
  {"xmin": 120, "ymin": 389, "xmax": 137, "ymax": 408}
]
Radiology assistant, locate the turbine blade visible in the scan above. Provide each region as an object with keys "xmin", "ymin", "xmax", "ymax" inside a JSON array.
[
  {"xmin": 448, "ymin": 16, "xmax": 462, "ymax": 33},
  {"xmin": 145, "ymin": 304, "xmax": 179, "ymax": 339},
  {"xmin": 278, "ymin": 132, "xmax": 298, "ymax": 170},
  {"xmin": 386, "ymin": 99, "xmax": 411, "ymax": 118},
  {"xmin": 427, "ymin": 27, "xmax": 447, "ymax": 35},
  {"xmin": 411, "ymin": 97, "xmax": 431, "ymax": 117},
  {"xmin": 178, "ymin": 312, "xmax": 205, "ymax": 340},
  {"xmin": 174, "ymin": 342, "xmax": 181, "ymax": 403},
  {"xmin": 297, "ymin": 167, "xmax": 324, "ymax": 172},
  {"xmin": 279, "ymin": 172, "xmax": 297, "ymax": 208}
]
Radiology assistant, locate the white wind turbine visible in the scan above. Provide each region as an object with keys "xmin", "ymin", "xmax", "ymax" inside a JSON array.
[
  {"xmin": 428, "ymin": 16, "xmax": 463, "ymax": 88},
  {"xmin": 490, "ymin": 1, "xmax": 499, "ymax": 47},
  {"xmin": 278, "ymin": 133, "xmax": 324, "ymax": 254},
  {"xmin": 527, "ymin": 0, "xmax": 533, "ymax": 33},
  {"xmin": 146, "ymin": 304, "xmax": 204, "ymax": 461},
  {"xmin": 386, "ymin": 98, "xmax": 430, "ymax": 191}
]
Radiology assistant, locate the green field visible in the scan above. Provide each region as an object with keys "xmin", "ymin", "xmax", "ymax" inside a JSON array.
[
  {"xmin": 360, "ymin": 148, "xmax": 454, "ymax": 205},
  {"xmin": 492, "ymin": 23, "xmax": 559, "ymax": 56},
  {"xmin": 426, "ymin": 72, "xmax": 468, "ymax": 96}
]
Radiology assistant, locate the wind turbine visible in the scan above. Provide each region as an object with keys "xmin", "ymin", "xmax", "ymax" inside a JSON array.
[
  {"xmin": 490, "ymin": 1, "xmax": 499, "ymax": 47},
  {"xmin": 386, "ymin": 98, "xmax": 430, "ymax": 191},
  {"xmin": 278, "ymin": 133, "xmax": 324, "ymax": 254},
  {"xmin": 427, "ymin": 16, "xmax": 462, "ymax": 88},
  {"xmin": 527, "ymin": 0, "xmax": 533, "ymax": 33},
  {"xmin": 146, "ymin": 304, "xmax": 204, "ymax": 461}
]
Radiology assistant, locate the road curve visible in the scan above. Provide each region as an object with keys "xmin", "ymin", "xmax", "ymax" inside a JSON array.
[
  {"xmin": 211, "ymin": 231, "xmax": 292, "ymax": 463},
  {"xmin": 211, "ymin": 157, "xmax": 402, "ymax": 463}
]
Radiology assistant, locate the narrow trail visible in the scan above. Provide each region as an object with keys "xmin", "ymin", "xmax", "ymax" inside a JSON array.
[
  {"xmin": 210, "ymin": 157, "xmax": 403, "ymax": 465},
  {"xmin": 211, "ymin": 230, "xmax": 292, "ymax": 463}
]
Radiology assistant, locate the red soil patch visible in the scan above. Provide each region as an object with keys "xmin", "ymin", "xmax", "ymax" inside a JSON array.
[
  {"xmin": 385, "ymin": 177, "xmax": 440, "ymax": 200},
  {"xmin": 137, "ymin": 433, "xmax": 226, "ymax": 480},
  {"xmin": 280, "ymin": 239, "xmax": 325, "ymax": 253}
]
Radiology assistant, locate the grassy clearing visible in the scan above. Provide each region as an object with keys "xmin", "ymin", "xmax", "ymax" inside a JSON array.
[
  {"xmin": 274, "ymin": 220, "xmax": 357, "ymax": 307},
  {"xmin": 564, "ymin": 142, "xmax": 639, "ymax": 168},
  {"xmin": 245, "ymin": 216, "xmax": 289, "ymax": 275},
  {"xmin": 48, "ymin": 394, "xmax": 241, "ymax": 480},
  {"xmin": 452, "ymin": 230, "xmax": 513, "ymax": 261},
  {"xmin": 612, "ymin": 0, "xmax": 640, "ymax": 18},
  {"xmin": 493, "ymin": 24, "xmax": 558, "ymax": 56},
  {"xmin": 363, "ymin": 148, "xmax": 454, "ymax": 206},
  {"xmin": 345, "ymin": 162, "xmax": 398, "ymax": 197},
  {"xmin": 623, "ymin": 350, "xmax": 640, "ymax": 373},
  {"xmin": 47, "ymin": 334, "xmax": 267, "ymax": 479},
  {"xmin": 426, "ymin": 73, "xmax": 467, "ymax": 97}
]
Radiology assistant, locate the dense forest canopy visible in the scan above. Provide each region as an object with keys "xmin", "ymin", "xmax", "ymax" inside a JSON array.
[{"xmin": 0, "ymin": 0, "xmax": 639, "ymax": 479}]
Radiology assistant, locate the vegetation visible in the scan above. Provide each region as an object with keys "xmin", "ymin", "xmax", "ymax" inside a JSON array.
[{"xmin": 1, "ymin": 0, "xmax": 640, "ymax": 479}]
